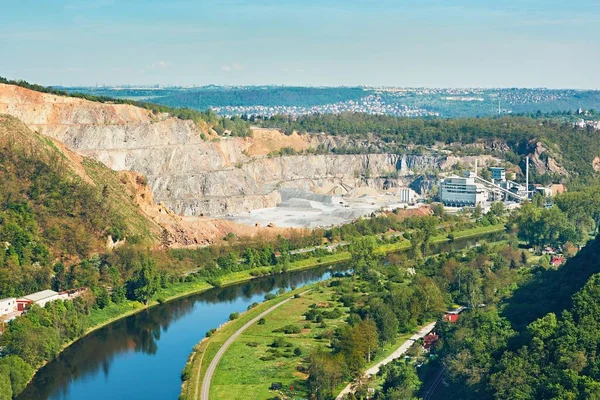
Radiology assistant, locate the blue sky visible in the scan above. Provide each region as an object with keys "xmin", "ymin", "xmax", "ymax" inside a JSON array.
[{"xmin": 1, "ymin": 0, "xmax": 599, "ymax": 88}]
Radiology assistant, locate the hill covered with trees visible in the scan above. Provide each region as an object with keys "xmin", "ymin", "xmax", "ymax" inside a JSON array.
[
  {"xmin": 257, "ymin": 113, "xmax": 600, "ymax": 186},
  {"xmin": 432, "ymin": 231, "xmax": 600, "ymax": 400}
]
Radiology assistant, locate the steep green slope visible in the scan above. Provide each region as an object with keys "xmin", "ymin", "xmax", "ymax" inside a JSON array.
[
  {"xmin": 0, "ymin": 115, "xmax": 158, "ymax": 297},
  {"xmin": 435, "ymin": 234, "xmax": 600, "ymax": 400}
]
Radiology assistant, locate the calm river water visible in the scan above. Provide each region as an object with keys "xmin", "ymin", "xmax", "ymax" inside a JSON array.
[{"xmin": 18, "ymin": 232, "xmax": 504, "ymax": 400}]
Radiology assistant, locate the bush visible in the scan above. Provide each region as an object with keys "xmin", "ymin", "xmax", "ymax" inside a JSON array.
[
  {"xmin": 264, "ymin": 293, "xmax": 277, "ymax": 301},
  {"xmin": 181, "ymin": 363, "xmax": 192, "ymax": 381},
  {"xmin": 206, "ymin": 328, "xmax": 216, "ymax": 337},
  {"xmin": 247, "ymin": 302, "xmax": 259, "ymax": 310},
  {"xmin": 206, "ymin": 277, "xmax": 222, "ymax": 287},
  {"xmin": 294, "ymin": 347, "xmax": 302, "ymax": 356},
  {"xmin": 258, "ymin": 318, "xmax": 266, "ymax": 325},
  {"xmin": 229, "ymin": 312, "xmax": 240, "ymax": 321},
  {"xmin": 271, "ymin": 337, "xmax": 288, "ymax": 348},
  {"xmin": 273, "ymin": 324, "xmax": 301, "ymax": 334},
  {"xmin": 246, "ymin": 341, "xmax": 259, "ymax": 347}
]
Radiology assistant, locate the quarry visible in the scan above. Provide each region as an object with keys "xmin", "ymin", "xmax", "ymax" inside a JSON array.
[{"xmin": 0, "ymin": 83, "xmax": 523, "ymax": 233}]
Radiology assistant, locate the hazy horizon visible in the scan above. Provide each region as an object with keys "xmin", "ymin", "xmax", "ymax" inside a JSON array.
[{"xmin": 3, "ymin": 0, "xmax": 599, "ymax": 89}]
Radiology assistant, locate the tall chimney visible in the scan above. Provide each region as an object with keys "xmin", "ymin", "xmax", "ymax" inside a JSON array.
[{"xmin": 525, "ymin": 156, "xmax": 529, "ymax": 199}]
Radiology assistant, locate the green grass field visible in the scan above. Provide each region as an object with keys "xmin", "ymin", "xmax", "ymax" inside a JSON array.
[{"xmin": 210, "ymin": 283, "xmax": 346, "ymax": 400}]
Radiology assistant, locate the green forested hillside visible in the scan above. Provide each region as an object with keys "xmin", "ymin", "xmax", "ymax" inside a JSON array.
[
  {"xmin": 258, "ymin": 113, "xmax": 600, "ymax": 186},
  {"xmin": 0, "ymin": 115, "xmax": 157, "ymax": 297},
  {"xmin": 151, "ymin": 86, "xmax": 368, "ymax": 109},
  {"xmin": 437, "ymin": 234, "xmax": 600, "ymax": 400}
]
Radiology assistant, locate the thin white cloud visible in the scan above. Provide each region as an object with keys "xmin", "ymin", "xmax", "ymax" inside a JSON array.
[
  {"xmin": 221, "ymin": 63, "xmax": 245, "ymax": 72},
  {"xmin": 149, "ymin": 60, "xmax": 169, "ymax": 69}
]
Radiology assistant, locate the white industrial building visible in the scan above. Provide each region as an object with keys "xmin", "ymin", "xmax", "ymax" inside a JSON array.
[{"xmin": 439, "ymin": 175, "xmax": 489, "ymax": 206}]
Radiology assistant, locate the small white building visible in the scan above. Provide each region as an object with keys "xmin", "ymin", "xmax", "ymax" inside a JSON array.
[
  {"xmin": 0, "ymin": 298, "xmax": 17, "ymax": 316},
  {"xmin": 439, "ymin": 175, "xmax": 488, "ymax": 206}
]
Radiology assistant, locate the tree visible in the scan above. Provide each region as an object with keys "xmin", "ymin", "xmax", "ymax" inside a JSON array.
[
  {"xmin": 127, "ymin": 256, "xmax": 159, "ymax": 304},
  {"xmin": 349, "ymin": 236, "xmax": 378, "ymax": 276},
  {"xmin": 489, "ymin": 202, "xmax": 505, "ymax": 218},
  {"xmin": 307, "ymin": 349, "xmax": 344, "ymax": 400},
  {"xmin": 0, "ymin": 370, "xmax": 12, "ymax": 400},
  {"xmin": 382, "ymin": 363, "xmax": 421, "ymax": 400},
  {"xmin": 370, "ymin": 302, "xmax": 399, "ymax": 344},
  {"xmin": 0, "ymin": 355, "xmax": 34, "ymax": 397},
  {"xmin": 161, "ymin": 228, "xmax": 171, "ymax": 250},
  {"xmin": 432, "ymin": 203, "xmax": 445, "ymax": 217}
]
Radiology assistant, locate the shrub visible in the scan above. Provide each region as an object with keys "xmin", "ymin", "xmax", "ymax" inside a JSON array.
[
  {"xmin": 229, "ymin": 312, "xmax": 240, "ymax": 320},
  {"xmin": 264, "ymin": 293, "xmax": 277, "ymax": 301},
  {"xmin": 273, "ymin": 324, "xmax": 301, "ymax": 334},
  {"xmin": 206, "ymin": 328, "xmax": 216, "ymax": 337},
  {"xmin": 181, "ymin": 363, "xmax": 192, "ymax": 381},
  {"xmin": 293, "ymin": 347, "xmax": 302, "ymax": 356},
  {"xmin": 246, "ymin": 342, "xmax": 259, "ymax": 347},
  {"xmin": 206, "ymin": 277, "xmax": 222, "ymax": 287},
  {"xmin": 271, "ymin": 337, "xmax": 288, "ymax": 348},
  {"xmin": 258, "ymin": 318, "xmax": 266, "ymax": 325}
]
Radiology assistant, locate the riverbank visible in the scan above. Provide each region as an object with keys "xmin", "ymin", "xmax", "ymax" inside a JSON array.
[{"xmin": 21, "ymin": 223, "xmax": 505, "ymax": 396}]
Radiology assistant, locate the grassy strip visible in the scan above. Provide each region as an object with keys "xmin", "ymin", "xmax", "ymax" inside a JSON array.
[
  {"xmin": 181, "ymin": 286, "xmax": 313, "ymax": 400},
  {"xmin": 210, "ymin": 285, "xmax": 347, "ymax": 400}
]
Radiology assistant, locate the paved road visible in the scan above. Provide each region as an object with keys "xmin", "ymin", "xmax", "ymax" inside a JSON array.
[
  {"xmin": 336, "ymin": 321, "xmax": 437, "ymax": 400},
  {"xmin": 199, "ymin": 292, "xmax": 308, "ymax": 400}
]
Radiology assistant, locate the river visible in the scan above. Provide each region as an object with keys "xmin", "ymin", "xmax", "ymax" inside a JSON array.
[{"xmin": 18, "ymin": 231, "xmax": 504, "ymax": 400}]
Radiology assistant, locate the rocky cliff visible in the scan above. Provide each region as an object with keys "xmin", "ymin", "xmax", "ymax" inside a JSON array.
[{"xmin": 0, "ymin": 83, "xmax": 487, "ymax": 217}]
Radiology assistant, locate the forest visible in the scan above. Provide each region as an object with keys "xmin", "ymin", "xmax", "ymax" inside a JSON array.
[
  {"xmin": 257, "ymin": 113, "xmax": 600, "ymax": 186},
  {"xmin": 434, "ymin": 234, "xmax": 600, "ymax": 400},
  {"xmin": 151, "ymin": 86, "xmax": 369, "ymax": 109}
]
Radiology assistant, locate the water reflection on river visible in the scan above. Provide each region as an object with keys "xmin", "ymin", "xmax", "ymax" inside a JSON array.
[{"xmin": 18, "ymin": 264, "xmax": 349, "ymax": 400}]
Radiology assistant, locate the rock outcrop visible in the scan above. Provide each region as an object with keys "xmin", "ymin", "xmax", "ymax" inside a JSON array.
[{"xmin": 0, "ymin": 83, "xmax": 490, "ymax": 217}]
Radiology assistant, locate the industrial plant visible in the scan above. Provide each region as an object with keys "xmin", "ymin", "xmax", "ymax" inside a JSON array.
[{"xmin": 438, "ymin": 157, "xmax": 562, "ymax": 209}]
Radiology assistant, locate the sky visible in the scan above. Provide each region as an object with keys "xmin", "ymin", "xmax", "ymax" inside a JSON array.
[{"xmin": 1, "ymin": 0, "xmax": 599, "ymax": 88}]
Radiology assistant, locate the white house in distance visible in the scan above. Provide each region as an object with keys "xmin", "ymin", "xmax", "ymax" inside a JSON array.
[{"xmin": 0, "ymin": 297, "xmax": 18, "ymax": 322}]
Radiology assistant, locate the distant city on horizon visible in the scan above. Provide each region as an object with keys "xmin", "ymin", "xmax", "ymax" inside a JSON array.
[{"xmin": 59, "ymin": 85, "xmax": 600, "ymax": 119}]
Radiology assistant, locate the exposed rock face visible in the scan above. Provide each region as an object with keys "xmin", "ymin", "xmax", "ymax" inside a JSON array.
[
  {"xmin": 593, "ymin": 156, "xmax": 600, "ymax": 172},
  {"xmin": 528, "ymin": 141, "xmax": 569, "ymax": 177},
  {"xmin": 0, "ymin": 83, "xmax": 485, "ymax": 216}
]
